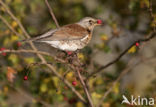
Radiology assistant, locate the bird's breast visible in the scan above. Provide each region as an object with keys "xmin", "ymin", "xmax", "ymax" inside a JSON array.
[
  {"xmin": 42, "ymin": 34, "xmax": 92, "ymax": 51},
  {"xmin": 80, "ymin": 34, "xmax": 92, "ymax": 45}
]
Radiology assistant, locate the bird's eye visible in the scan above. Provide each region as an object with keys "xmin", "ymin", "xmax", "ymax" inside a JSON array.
[{"xmin": 89, "ymin": 20, "xmax": 93, "ymax": 25}]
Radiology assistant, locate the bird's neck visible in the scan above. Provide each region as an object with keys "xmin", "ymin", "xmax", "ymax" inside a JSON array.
[{"xmin": 76, "ymin": 22, "xmax": 85, "ymax": 27}]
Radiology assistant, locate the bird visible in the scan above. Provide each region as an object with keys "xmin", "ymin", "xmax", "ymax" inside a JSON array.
[{"xmin": 22, "ymin": 17, "xmax": 103, "ymax": 52}]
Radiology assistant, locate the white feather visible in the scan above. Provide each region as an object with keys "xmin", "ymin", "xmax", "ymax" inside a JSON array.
[
  {"xmin": 81, "ymin": 35, "xmax": 88, "ymax": 41},
  {"xmin": 41, "ymin": 35, "xmax": 89, "ymax": 51},
  {"xmin": 38, "ymin": 29, "xmax": 57, "ymax": 38},
  {"xmin": 41, "ymin": 41, "xmax": 79, "ymax": 51}
]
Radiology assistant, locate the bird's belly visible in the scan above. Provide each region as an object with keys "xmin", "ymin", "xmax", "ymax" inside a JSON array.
[
  {"xmin": 42, "ymin": 40, "xmax": 83, "ymax": 51},
  {"xmin": 42, "ymin": 35, "xmax": 91, "ymax": 51}
]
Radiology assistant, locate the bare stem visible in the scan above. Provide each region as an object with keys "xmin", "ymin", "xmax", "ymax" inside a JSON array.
[
  {"xmin": 44, "ymin": 0, "xmax": 60, "ymax": 28},
  {"xmin": 76, "ymin": 68, "xmax": 94, "ymax": 107}
]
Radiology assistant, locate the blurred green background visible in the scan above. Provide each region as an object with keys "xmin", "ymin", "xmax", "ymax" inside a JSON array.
[{"xmin": 0, "ymin": 0, "xmax": 156, "ymax": 107}]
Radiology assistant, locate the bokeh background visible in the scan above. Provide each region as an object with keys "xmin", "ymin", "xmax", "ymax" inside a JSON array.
[{"xmin": 0, "ymin": 0, "xmax": 156, "ymax": 107}]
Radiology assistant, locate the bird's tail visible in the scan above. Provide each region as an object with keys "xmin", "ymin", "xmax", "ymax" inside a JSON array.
[{"xmin": 20, "ymin": 29, "xmax": 56, "ymax": 43}]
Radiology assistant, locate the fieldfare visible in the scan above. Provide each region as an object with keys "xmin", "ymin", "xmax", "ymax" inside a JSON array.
[{"xmin": 22, "ymin": 17, "xmax": 103, "ymax": 51}]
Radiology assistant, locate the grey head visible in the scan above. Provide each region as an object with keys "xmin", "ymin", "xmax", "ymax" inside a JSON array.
[{"xmin": 77, "ymin": 17, "xmax": 102, "ymax": 31}]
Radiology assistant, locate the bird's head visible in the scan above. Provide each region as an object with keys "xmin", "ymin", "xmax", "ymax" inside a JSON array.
[{"xmin": 77, "ymin": 17, "xmax": 103, "ymax": 31}]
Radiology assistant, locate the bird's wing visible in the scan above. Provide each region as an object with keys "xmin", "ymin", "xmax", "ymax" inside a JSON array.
[
  {"xmin": 37, "ymin": 24, "xmax": 89, "ymax": 41},
  {"xmin": 21, "ymin": 29, "xmax": 57, "ymax": 42}
]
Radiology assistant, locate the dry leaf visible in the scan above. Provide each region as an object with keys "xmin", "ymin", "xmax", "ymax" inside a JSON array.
[
  {"xmin": 7, "ymin": 67, "xmax": 17, "ymax": 82},
  {"xmin": 128, "ymin": 46, "xmax": 136, "ymax": 53}
]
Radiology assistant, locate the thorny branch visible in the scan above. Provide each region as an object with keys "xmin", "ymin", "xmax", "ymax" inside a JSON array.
[{"xmin": 44, "ymin": 0, "xmax": 60, "ymax": 28}]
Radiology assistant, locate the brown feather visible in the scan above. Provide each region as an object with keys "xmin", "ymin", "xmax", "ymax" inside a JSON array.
[{"xmin": 37, "ymin": 24, "xmax": 89, "ymax": 41}]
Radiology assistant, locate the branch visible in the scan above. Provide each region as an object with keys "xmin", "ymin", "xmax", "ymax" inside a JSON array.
[
  {"xmin": 0, "ymin": 0, "xmax": 46, "ymax": 62},
  {"xmin": 148, "ymin": 0, "xmax": 156, "ymax": 32},
  {"xmin": 67, "ymin": 54, "xmax": 94, "ymax": 107},
  {"xmin": 76, "ymin": 67, "xmax": 94, "ymax": 107},
  {"xmin": 0, "ymin": 49, "xmax": 51, "ymax": 56},
  {"xmin": 87, "ymin": 32, "xmax": 156, "ymax": 78},
  {"xmin": 44, "ymin": 0, "xmax": 93, "ymax": 104},
  {"xmin": 87, "ymin": 0, "xmax": 156, "ymax": 79},
  {"xmin": 0, "ymin": 49, "xmax": 65, "ymax": 62},
  {"xmin": 44, "ymin": 0, "xmax": 60, "ymax": 28},
  {"xmin": 0, "ymin": 1, "xmax": 86, "ymax": 103},
  {"xmin": 0, "ymin": 0, "xmax": 29, "ymax": 39},
  {"xmin": 0, "ymin": 48, "xmax": 88, "ymax": 103},
  {"xmin": 0, "ymin": 15, "xmax": 19, "ymax": 36},
  {"xmin": 96, "ymin": 2, "xmax": 156, "ymax": 106}
]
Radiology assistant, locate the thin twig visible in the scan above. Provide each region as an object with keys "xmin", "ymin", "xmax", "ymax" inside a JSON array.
[
  {"xmin": 0, "ymin": 49, "xmax": 52, "ymax": 57},
  {"xmin": 0, "ymin": 15, "xmax": 19, "ymax": 36},
  {"xmin": 0, "ymin": 49, "xmax": 86, "ymax": 102},
  {"xmin": 71, "ymin": 54, "xmax": 94, "ymax": 107},
  {"xmin": 0, "ymin": 15, "xmax": 65, "ymax": 64},
  {"xmin": 0, "ymin": 0, "xmax": 47, "ymax": 62},
  {"xmin": 0, "ymin": 49, "xmax": 64, "ymax": 63},
  {"xmin": 44, "ymin": 0, "xmax": 60, "ymax": 28},
  {"xmin": 97, "ymin": 58, "xmax": 137, "ymax": 107},
  {"xmin": 87, "ymin": 32, "xmax": 156, "ymax": 78},
  {"xmin": 76, "ymin": 67, "xmax": 94, "ymax": 107},
  {"xmin": 148, "ymin": 0, "xmax": 156, "ymax": 32}
]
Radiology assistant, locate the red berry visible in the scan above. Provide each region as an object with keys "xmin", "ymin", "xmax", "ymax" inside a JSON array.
[
  {"xmin": 24, "ymin": 76, "xmax": 28, "ymax": 80},
  {"xmin": 2, "ymin": 52, "xmax": 6, "ymax": 56},
  {"xmin": 0, "ymin": 48, "xmax": 5, "ymax": 51},
  {"xmin": 0, "ymin": 48, "xmax": 6, "ymax": 56},
  {"xmin": 135, "ymin": 42, "xmax": 139, "ymax": 47},
  {"xmin": 72, "ymin": 81, "xmax": 77, "ymax": 86},
  {"xmin": 97, "ymin": 19, "xmax": 102, "ymax": 24},
  {"xmin": 67, "ymin": 51, "xmax": 72, "ymax": 55},
  {"xmin": 68, "ymin": 98, "xmax": 77, "ymax": 104},
  {"xmin": 17, "ymin": 42, "xmax": 22, "ymax": 47}
]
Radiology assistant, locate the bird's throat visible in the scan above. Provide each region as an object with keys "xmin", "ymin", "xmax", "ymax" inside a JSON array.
[{"xmin": 87, "ymin": 29, "xmax": 91, "ymax": 34}]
